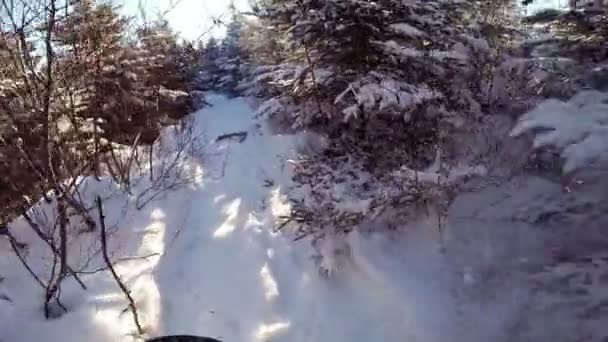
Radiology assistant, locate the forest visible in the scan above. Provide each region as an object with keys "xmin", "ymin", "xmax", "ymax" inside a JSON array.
[{"xmin": 1, "ymin": 0, "xmax": 607, "ymax": 341}]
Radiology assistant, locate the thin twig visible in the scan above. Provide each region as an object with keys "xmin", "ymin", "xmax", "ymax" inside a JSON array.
[
  {"xmin": 96, "ymin": 196, "xmax": 144, "ymax": 335},
  {"xmin": 77, "ymin": 253, "xmax": 160, "ymax": 275},
  {"xmin": 159, "ymin": 0, "xmax": 185, "ymax": 17},
  {"xmin": 6, "ymin": 231, "xmax": 46, "ymax": 289},
  {"xmin": 22, "ymin": 211, "xmax": 87, "ymax": 289},
  {"xmin": 44, "ymin": 215, "xmax": 67, "ymax": 318},
  {"xmin": 274, "ymin": 216, "xmax": 294, "ymax": 232}
]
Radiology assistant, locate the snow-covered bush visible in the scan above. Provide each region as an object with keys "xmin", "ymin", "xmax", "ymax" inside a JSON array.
[
  {"xmin": 249, "ymin": 0, "xmax": 507, "ymax": 243},
  {"xmin": 282, "ymin": 143, "xmax": 488, "ymax": 243},
  {"xmin": 481, "ymin": 54, "xmax": 586, "ymax": 113},
  {"xmin": 511, "ymin": 90, "xmax": 608, "ymax": 174}
]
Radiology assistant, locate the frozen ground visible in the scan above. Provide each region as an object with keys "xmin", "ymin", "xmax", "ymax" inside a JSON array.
[{"xmin": 1, "ymin": 94, "xmax": 607, "ymax": 342}]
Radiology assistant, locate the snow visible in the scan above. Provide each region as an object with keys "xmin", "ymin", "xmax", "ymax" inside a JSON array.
[
  {"xmin": 256, "ymin": 97, "xmax": 290, "ymax": 120},
  {"xmin": 408, "ymin": 13, "xmax": 443, "ymax": 26},
  {"xmin": 338, "ymin": 76, "xmax": 439, "ymax": 119},
  {"xmin": 430, "ymin": 48, "xmax": 469, "ymax": 62},
  {"xmin": 396, "ymin": 163, "xmax": 488, "ymax": 186},
  {"xmin": 378, "ymin": 40, "xmax": 470, "ymax": 64},
  {"xmin": 390, "ymin": 23, "xmax": 425, "ymax": 37},
  {"xmin": 1, "ymin": 94, "xmax": 530, "ymax": 342},
  {"xmin": 510, "ymin": 90, "xmax": 608, "ymax": 173},
  {"xmin": 377, "ymin": 40, "xmax": 424, "ymax": 58},
  {"xmin": 460, "ymin": 34, "xmax": 490, "ymax": 53}
]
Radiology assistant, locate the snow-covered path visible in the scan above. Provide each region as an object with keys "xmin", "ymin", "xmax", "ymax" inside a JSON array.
[
  {"xmin": 0, "ymin": 94, "xmax": 523, "ymax": 342},
  {"xmin": 142, "ymin": 95, "xmax": 452, "ymax": 342}
]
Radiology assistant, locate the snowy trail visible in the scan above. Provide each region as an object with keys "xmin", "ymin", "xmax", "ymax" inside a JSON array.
[
  {"xmin": 146, "ymin": 95, "xmax": 418, "ymax": 341},
  {"xmin": 140, "ymin": 94, "xmax": 468, "ymax": 342},
  {"xmin": 0, "ymin": 94, "xmax": 516, "ymax": 342}
]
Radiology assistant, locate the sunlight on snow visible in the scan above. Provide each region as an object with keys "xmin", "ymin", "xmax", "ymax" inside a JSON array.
[
  {"xmin": 151, "ymin": 208, "xmax": 166, "ymax": 220},
  {"xmin": 254, "ymin": 321, "xmax": 291, "ymax": 341},
  {"xmin": 91, "ymin": 208, "xmax": 167, "ymax": 336},
  {"xmin": 129, "ymin": 208, "xmax": 167, "ymax": 333},
  {"xmin": 259, "ymin": 263, "xmax": 280, "ymax": 301},
  {"xmin": 91, "ymin": 301, "xmax": 129, "ymax": 339},
  {"xmin": 245, "ymin": 211, "xmax": 263, "ymax": 230},
  {"xmin": 191, "ymin": 163, "xmax": 205, "ymax": 186},
  {"xmin": 137, "ymin": 209, "xmax": 167, "ymax": 258},
  {"xmin": 213, "ymin": 198, "xmax": 242, "ymax": 238},
  {"xmin": 300, "ymin": 273, "xmax": 312, "ymax": 288},
  {"xmin": 269, "ymin": 187, "xmax": 290, "ymax": 218},
  {"xmin": 214, "ymin": 194, "xmax": 227, "ymax": 204}
]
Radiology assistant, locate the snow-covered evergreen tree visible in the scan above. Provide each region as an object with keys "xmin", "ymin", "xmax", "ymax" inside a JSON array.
[
  {"xmin": 253, "ymin": 0, "xmax": 494, "ymax": 161},
  {"xmin": 0, "ymin": 0, "xmax": 197, "ymax": 226},
  {"xmin": 247, "ymin": 0, "xmax": 502, "ymax": 239},
  {"xmin": 136, "ymin": 19, "xmax": 186, "ymax": 91},
  {"xmin": 215, "ymin": 14, "xmax": 247, "ymax": 95},
  {"xmin": 511, "ymin": 90, "xmax": 608, "ymax": 175},
  {"xmin": 54, "ymin": 0, "xmax": 133, "ymax": 140},
  {"xmin": 196, "ymin": 11, "xmax": 250, "ymax": 96},
  {"xmin": 197, "ymin": 38, "xmax": 222, "ymax": 90}
]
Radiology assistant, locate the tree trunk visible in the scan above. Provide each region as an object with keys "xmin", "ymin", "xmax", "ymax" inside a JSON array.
[
  {"xmin": 42, "ymin": 0, "xmax": 57, "ymax": 187},
  {"xmin": 58, "ymin": 197, "xmax": 68, "ymax": 278}
]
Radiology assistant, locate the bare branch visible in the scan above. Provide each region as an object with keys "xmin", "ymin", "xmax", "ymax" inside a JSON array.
[
  {"xmin": 5, "ymin": 231, "xmax": 47, "ymax": 289},
  {"xmin": 76, "ymin": 253, "xmax": 160, "ymax": 275},
  {"xmin": 22, "ymin": 210, "xmax": 87, "ymax": 289},
  {"xmin": 96, "ymin": 196, "xmax": 144, "ymax": 335}
]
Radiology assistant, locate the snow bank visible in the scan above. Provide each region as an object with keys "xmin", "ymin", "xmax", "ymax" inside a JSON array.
[{"xmin": 511, "ymin": 90, "xmax": 608, "ymax": 173}]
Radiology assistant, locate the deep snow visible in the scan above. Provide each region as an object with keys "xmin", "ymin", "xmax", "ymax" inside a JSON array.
[
  {"xmin": 0, "ymin": 94, "xmax": 483, "ymax": 342},
  {"xmin": 1, "ymin": 94, "xmax": 607, "ymax": 342}
]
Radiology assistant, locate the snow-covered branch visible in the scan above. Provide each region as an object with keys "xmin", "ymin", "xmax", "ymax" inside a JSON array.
[{"xmin": 511, "ymin": 90, "xmax": 608, "ymax": 174}]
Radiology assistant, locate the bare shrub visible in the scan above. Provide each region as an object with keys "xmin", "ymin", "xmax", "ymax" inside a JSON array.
[
  {"xmin": 135, "ymin": 116, "xmax": 205, "ymax": 209},
  {"xmin": 0, "ymin": 0, "xmax": 200, "ymax": 321}
]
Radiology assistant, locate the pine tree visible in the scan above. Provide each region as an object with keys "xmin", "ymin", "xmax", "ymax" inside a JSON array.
[
  {"xmin": 215, "ymin": 11, "xmax": 250, "ymax": 96},
  {"xmin": 240, "ymin": 17, "xmax": 284, "ymax": 66},
  {"xmin": 136, "ymin": 19, "xmax": 185, "ymax": 90},
  {"xmin": 197, "ymin": 37, "xmax": 222, "ymax": 90},
  {"xmin": 178, "ymin": 41, "xmax": 200, "ymax": 90},
  {"xmin": 54, "ymin": 0, "xmax": 133, "ymax": 157},
  {"xmin": 254, "ymin": 0, "xmax": 490, "ymax": 150},
  {"xmin": 247, "ymin": 0, "xmax": 503, "ymax": 238},
  {"xmin": 128, "ymin": 19, "xmax": 200, "ymax": 94}
]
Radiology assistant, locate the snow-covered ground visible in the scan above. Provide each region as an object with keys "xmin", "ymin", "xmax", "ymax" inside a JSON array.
[
  {"xmin": 522, "ymin": 0, "xmax": 569, "ymax": 13},
  {"xmin": 0, "ymin": 94, "xmax": 466, "ymax": 342},
  {"xmin": 1, "ymin": 94, "xmax": 607, "ymax": 342}
]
